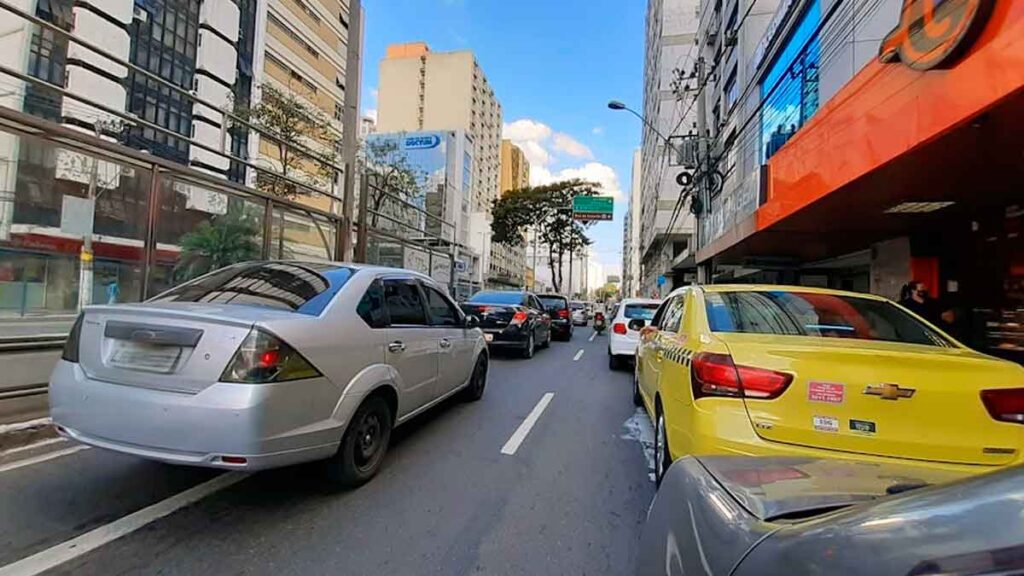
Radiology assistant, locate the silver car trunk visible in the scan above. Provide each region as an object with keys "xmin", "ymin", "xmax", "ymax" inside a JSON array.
[{"xmin": 78, "ymin": 303, "xmax": 294, "ymax": 394}]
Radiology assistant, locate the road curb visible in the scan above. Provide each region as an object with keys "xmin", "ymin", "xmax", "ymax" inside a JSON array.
[{"xmin": 0, "ymin": 418, "xmax": 59, "ymax": 453}]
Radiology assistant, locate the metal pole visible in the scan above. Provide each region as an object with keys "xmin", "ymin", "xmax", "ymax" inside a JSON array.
[
  {"xmin": 568, "ymin": 213, "xmax": 574, "ymax": 299},
  {"xmin": 532, "ymin": 226, "xmax": 538, "ymax": 291},
  {"xmin": 339, "ymin": 0, "xmax": 363, "ymax": 262},
  {"xmin": 77, "ymin": 123, "xmax": 101, "ymax": 311},
  {"xmin": 695, "ymin": 56, "xmax": 709, "ymax": 286},
  {"xmin": 140, "ymin": 166, "xmax": 161, "ymax": 300}
]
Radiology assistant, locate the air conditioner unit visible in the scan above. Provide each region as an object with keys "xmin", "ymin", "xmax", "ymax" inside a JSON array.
[{"xmin": 133, "ymin": 6, "xmax": 148, "ymax": 21}]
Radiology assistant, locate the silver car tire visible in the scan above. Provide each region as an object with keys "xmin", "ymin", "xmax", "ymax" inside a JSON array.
[
  {"xmin": 462, "ymin": 355, "xmax": 488, "ymax": 402},
  {"xmin": 655, "ymin": 406, "xmax": 670, "ymax": 487},
  {"xmin": 327, "ymin": 395, "xmax": 393, "ymax": 489}
]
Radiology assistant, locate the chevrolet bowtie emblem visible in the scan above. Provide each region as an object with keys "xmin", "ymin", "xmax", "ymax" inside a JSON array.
[{"xmin": 864, "ymin": 383, "xmax": 916, "ymax": 400}]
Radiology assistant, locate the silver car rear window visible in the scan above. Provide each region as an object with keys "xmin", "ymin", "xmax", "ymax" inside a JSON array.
[{"xmin": 150, "ymin": 262, "xmax": 353, "ymax": 315}]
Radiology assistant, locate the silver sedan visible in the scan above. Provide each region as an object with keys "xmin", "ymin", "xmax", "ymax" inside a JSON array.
[{"xmin": 49, "ymin": 262, "xmax": 488, "ymax": 487}]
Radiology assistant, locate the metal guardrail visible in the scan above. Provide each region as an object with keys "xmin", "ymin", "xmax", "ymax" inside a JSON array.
[
  {"xmin": 0, "ymin": 383, "xmax": 48, "ymax": 400},
  {"xmin": 0, "ymin": 335, "xmax": 65, "ymax": 352}
]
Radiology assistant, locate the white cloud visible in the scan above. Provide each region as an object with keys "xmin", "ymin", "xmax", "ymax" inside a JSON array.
[
  {"xmin": 552, "ymin": 133, "xmax": 593, "ymax": 159},
  {"xmin": 503, "ymin": 119, "xmax": 552, "ymax": 143},
  {"xmin": 531, "ymin": 162, "xmax": 623, "ymax": 201},
  {"xmin": 591, "ymin": 126, "xmax": 604, "ymax": 135},
  {"xmin": 363, "ymin": 108, "xmax": 378, "ymax": 122}
]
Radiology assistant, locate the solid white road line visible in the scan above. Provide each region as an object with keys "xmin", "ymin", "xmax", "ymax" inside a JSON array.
[
  {"xmin": 0, "ymin": 445, "xmax": 89, "ymax": 474},
  {"xmin": 573, "ymin": 349, "xmax": 585, "ymax": 361},
  {"xmin": 0, "ymin": 471, "xmax": 249, "ymax": 576},
  {"xmin": 0, "ymin": 418, "xmax": 51, "ymax": 435},
  {"xmin": 0, "ymin": 437, "xmax": 66, "ymax": 457},
  {"xmin": 501, "ymin": 393, "xmax": 554, "ymax": 456},
  {"xmin": 588, "ymin": 331, "xmax": 597, "ymax": 342}
]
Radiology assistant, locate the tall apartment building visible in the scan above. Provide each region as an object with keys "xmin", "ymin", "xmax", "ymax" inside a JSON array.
[
  {"xmin": 377, "ymin": 42, "xmax": 503, "ymax": 290},
  {"xmin": 491, "ymin": 140, "xmax": 528, "ymax": 287},
  {"xmin": 256, "ymin": 0, "xmax": 362, "ymax": 210},
  {"xmin": 639, "ymin": 0, "xmax": 700, "ymax": 297},
  {"xmin": 622, "ymin": 149, "xmax": 642, "ymax": 298}
]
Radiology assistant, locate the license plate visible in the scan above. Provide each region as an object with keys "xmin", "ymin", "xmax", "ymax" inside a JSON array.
[
  {"xmin": 109, "ymin": 341, "xmax": 182, "ymax": 373},
  {"xmin": 484, "ymin": 334, "xmax": 494, "ymax": 342}
]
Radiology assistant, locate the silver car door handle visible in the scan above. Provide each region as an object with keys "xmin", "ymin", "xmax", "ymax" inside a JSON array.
[
  {"xmin": 439, "ymin": 338, "xmax": 452, "ymax": 349},
  {"xmin": 388, "ymin": 341, "xmax": 406, "ymax": 353}
]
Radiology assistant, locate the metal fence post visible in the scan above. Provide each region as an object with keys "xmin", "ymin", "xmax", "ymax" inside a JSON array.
[
  {"xmin": 355, "ymin": 173, "xmax": 369, "ymax": 263},
  {"xmin": 262, "ymin": 199, "xmax": 274, "ymax": 259},
  {"xmin": 140, "ymin": 166, "xmax": 161, "ymax": 300}
]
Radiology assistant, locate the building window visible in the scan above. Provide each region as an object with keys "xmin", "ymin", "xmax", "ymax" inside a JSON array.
[
  {"xmin": 24, "ymin": 0, "xmax": 73, "ymax": 122},
  {"xmin": 294, "ymin": 0, "xmax": 321, "ymax": 24},
  {"xmin": 724, "ymin": 67, "xmax": 738, "ymax": 111},
  {"xmin": 760, "ymin": 0, "xmax": 821, "ymax": 162},
  {"xmin": 334, "ymin": 102, "xmax": 343, "ymax": 121},
  {"xmin": 125, "ymin": 0, "xmax": 201, "ymax": 164},
  {"xmin": 230, "ymin": 0, "xmax": 259, "ymax": 183},
  {"xmin": 269, "ymin": 13, "xmax": 319, "ymax": 60}
]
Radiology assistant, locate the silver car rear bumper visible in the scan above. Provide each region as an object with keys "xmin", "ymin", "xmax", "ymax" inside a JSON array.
[{"xmin": 49, "ymin": 360, "xmax": 356, "ymax": 470}]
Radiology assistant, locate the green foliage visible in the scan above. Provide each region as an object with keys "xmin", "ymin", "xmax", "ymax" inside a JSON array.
[
  {"xmin": 235, "ymin": 83, "xmax": 340, "ymax": 198},
  {"xmin": 361, "ymin": 136, "xmax": 424, "ymax": 229},
  {"xmin": 177, "ymin": 209, "xmax": 261, "ymax": 281},
  {"xmin": 491, "ymin": 179, "xmax": 599, "ymax": 293}
]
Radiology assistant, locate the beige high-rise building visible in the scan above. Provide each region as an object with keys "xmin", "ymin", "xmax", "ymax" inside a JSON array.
[
  {"xmin": 492, "ymin": 140, "xmax": 529, "ymax": 287},
  {"xmin": 257, "ymin": 0, "xmax": 362, "ymax": 213},
  {"xmin": 377, "ymin": 42, "xmax": 502, "ymax": 214},
  {"xmin": 500, "ymin": 140, "xmax": 530, "ymax": 193},
  {"xmin": 378, "ymin": 42, "xmax": 504, "ymax": 288}
]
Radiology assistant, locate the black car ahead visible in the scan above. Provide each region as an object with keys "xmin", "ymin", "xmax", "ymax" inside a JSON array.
[
  {"xmin": 537, "ymin": 294, "xmax": 573, "ymax": 340},
  {"xmin": 459, "ymin": 290, "xmax": 551, "ymax": 358}
]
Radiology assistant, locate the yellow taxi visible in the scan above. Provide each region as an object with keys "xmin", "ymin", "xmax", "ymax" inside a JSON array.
[{"xmin": 634, "ymin": 285, "xmax": 1024, "ymax": 484}]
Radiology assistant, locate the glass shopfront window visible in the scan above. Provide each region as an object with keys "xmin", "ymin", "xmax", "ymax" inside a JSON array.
[
  {"xmin": 148, "ymin": 176, "xmax": 266, "ymax": 297},
  {"xmin": 0, "ymin": 130, "xmax": 151, "ymax": 336},
  {"xmin": 760, "ymin": 0, "xmax": 821, "ymax": 162}
]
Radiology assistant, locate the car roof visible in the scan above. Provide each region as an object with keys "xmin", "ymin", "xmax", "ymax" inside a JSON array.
[
  {"xmin": 619, "ymin": 298, "xmax": 661, "ymax": 305},
  {"xmin": 673, "ymin": 284, "xmax": 889, "ymax": 302},
  {"xmin": 536, "ymin": 293, "xmax": 567, "ymax": 299}
]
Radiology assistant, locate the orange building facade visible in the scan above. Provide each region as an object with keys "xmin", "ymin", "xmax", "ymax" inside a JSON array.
[{"xmin": 697, "ymin": 0, "xmax": 1024, "ymax": 361}]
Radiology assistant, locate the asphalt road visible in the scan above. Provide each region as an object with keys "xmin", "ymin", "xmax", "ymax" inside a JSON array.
[{"xmin": 0, "ymin": 326, "xmax": 656, "ymax": 576}]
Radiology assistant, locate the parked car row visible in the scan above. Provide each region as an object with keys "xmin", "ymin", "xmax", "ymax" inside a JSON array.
[{"xmin": 617, "ymin": 283, "xmax": 1024, "ymax": 575}]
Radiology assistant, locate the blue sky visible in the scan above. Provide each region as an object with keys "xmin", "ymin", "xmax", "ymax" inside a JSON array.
[{"xmin": 359, "ymin": 0, "xmax": 646, "ymax": 273}]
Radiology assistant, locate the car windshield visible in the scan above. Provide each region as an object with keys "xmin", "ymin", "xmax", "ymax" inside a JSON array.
[
  {"xmin": 570, "ymin": 302, "xmax": 585, "ymax": 310},
  {"xmin": 705, "ymin": 291, "xmax": 953, "ymax": 347},
  {"xmin": 149, "ymin": 262, "xmax": 352, "ymax": 315},
  {"xmin": 468, "ymin": 291, "xmax": 525, "ymax": 305},
  {"xmin": 538, "ymin": 296, "xmax": 568, "ymax": 310},
  {"xmin": 623, "ymin": 303, "xmax": 659, "ymax": 320}
]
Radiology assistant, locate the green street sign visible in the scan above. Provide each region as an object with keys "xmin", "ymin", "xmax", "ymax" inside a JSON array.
[{"xmin": 572, "ymin": 196, "xmax": 614, "ymax": 221}]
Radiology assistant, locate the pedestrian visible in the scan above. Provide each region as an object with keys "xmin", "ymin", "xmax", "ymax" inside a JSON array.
[
  {"xmin": 106, "ymin": 279, "xmax": 120, "ymax": 305},
  {"xmin": 899, "ymin": 281, "xmax": 941, "ymax": 325}
]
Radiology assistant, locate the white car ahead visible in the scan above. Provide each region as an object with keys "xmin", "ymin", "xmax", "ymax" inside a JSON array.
[{"xmin": 607, "ymin": 298, "xmax": 661, "ymax": 370}]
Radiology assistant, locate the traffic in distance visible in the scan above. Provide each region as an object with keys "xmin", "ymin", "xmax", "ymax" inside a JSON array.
[{"xmin": 32, "ymin": 261, "xmax": 1024, "ymax": 574}]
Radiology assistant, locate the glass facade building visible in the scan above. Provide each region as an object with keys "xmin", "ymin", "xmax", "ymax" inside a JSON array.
[{"xmin": 760, "ymin": 0, "xmax": 821, "ymax": 162}]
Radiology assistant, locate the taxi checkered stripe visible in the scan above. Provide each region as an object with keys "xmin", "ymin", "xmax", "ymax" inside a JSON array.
[{"xmin": 662, "ymin": 345, "xmax": 695, "ymax": 367}]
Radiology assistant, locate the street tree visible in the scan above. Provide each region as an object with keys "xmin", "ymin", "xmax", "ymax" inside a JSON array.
[
  {"xmin": 491, "ymin": 179, "xmax": 599, "ymax": 294},
  {"xmin": 176, "ymin": 207, "xmax": 262, "ymax": 282},
  {"xmin": 361, "ymin": 137, "xmax": 424, "ymax": 230},
  {"xmin": 235, "ymin": 82, "xmax": 340, "ymax": 198}
]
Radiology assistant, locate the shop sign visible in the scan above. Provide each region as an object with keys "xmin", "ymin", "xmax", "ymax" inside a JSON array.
[
  {"xmin": 879, "ymin": 0, "xmax": 994, "ymax": 71},
  {"xmin": 403, "ymin": 134, "xmax": 441, "ymax": 150}
]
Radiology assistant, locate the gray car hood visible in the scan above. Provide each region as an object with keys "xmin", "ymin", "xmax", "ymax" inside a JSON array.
[{"xmin": 696, "ymin": 456, "xmax": 970, "ymax": 521}]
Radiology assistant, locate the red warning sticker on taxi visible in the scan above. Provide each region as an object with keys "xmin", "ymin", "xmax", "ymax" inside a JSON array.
[{"xmin": 808, "ymin": 382, "xmax": 844, "ymax": 404}]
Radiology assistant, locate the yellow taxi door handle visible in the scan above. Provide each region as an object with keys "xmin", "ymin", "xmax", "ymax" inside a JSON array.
[{"xmin": 655, "ymin": 350, "xmax": 664, "ymax": 362}]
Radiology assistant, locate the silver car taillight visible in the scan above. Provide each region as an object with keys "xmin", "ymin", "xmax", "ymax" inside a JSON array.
[
  {"xmin": 221, "ymin": 328, "xmax": 321, "ymax": 384},
  {"xmin": 61, "ymin": 314, "xmax": 83, "ymax": 363}
]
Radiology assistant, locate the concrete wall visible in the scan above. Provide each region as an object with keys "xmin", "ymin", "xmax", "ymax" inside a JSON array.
[{"xmin": 871, "ymin": 236, "xmax": 911, "ymax": 301}]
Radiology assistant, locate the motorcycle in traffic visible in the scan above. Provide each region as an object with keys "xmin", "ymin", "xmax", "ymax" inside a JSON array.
[{"xmin": 593, "ymin": 312, "xmax": 606, "ymax": 334}]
